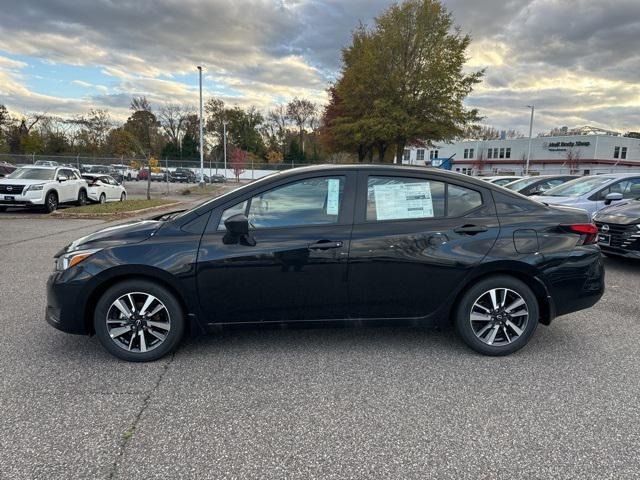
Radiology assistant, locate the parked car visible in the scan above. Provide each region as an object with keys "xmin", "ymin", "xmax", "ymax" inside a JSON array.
[
  {"xmin": 46, "ymin": 165, "xmax": 604, "ymax": 361},
  {"xmin": 531, "ymin": 173, "xmax": 640, "ymax": 216},
  {"xmin": 137, "ymin": 168, "xmax": 150, "ymax": 181},
  {"xmin": 0, "ymin": 161, "xmax": 16, "ymax": 178},
  {"xmin": 170, "ymin": 168, "xmax": 196, "ymax": 183},
  {"xmin": 81, "ymin": 175, "xmax": 127, "ymax": 203},
  {"xmin": 593, "ymin": 197, "xmax": 640, "ymax": 258},
  {"xmin": 503, "ymin": 175, "xmax": 579, "ymax": 196},
  {"xmin": 87, "ymin": 165, "xmax": 124, "ymax": 183},
  {"xmin": 34, "ymin": 160, "xmax": 59, "ymax": 167},
  {"xmin": 481, "ymin": 175, "xmax": 523, "ymax": 186},
  {"xmin": 110, "ymin": 164, "xmax": 137, "ymax": 181},
  {"xmin": 195, "ymin": 172, "xmax": 210, "ymax": 184},
  {"xmin": 0, "ymin": 166, "xmax": 88, "ymax": 213},
  {"xmin": 210, "ymin": 174, "xmax": 226, "ymax": 183},
  {"xmin": 150, "ymin": 170, "xmax": 166, "ymax": 182}
]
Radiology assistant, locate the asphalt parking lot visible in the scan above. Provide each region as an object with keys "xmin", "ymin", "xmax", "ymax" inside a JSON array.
[{"xmin": 1, "ymin": 217, "xmax": 639, "ymax": 479}]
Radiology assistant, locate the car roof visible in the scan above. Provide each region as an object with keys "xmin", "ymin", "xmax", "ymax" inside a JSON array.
[{"xmin": 19, "ymin": 165, "xmax": 58, "ymax": 170}]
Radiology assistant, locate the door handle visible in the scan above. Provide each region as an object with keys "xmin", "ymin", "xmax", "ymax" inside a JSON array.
[
  {"xmin": 453, "ymin": 224, "xmax": 488, "ymax": 235},
  {"xmin": 308, "ymin": 240, "xmax": 343, "ymax": 250}
]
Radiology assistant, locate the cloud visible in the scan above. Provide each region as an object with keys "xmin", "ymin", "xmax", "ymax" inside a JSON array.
[{"xmin": 0, "ymin": 0, "xmax": 638, "ymax": 132}]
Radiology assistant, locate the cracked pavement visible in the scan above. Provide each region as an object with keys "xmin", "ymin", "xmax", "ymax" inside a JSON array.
[{"xmin": 1, "ymin": 216, "xmax": 639, "ymax": 479}]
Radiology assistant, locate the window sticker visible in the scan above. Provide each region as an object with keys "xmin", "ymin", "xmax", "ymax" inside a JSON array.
[
  {"xmin": 326, "ymin": 178, "xmax": 340, "ymax": 215},
  {"xmin": 374, "ymin": 182, "xmax": 433, "ymax": 220}
]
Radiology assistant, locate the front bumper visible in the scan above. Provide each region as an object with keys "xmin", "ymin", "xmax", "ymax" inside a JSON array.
[
  {"xmin": 0, "ymin": 192, "xmax": 45, "ymax": 206},
  {"xmin": 46, "ymin": 270, "xmax": 92, "ymax": 335},
  {"xmin": 600, "ymin": 245, "xmax": 640, "ymax": 259}
]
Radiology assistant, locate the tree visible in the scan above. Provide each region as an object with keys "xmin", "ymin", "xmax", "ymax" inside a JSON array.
[
  {"xmin": 0, "ymin": 105, "xmax": 11, "ymax": 145},
  {"xmin": 124, "ymin": 96, "xmax": 161, "ymax": 156},
  {"xmin": 71, "ymin": 109, "xmax": 112, "ymax": 155},
  {"xmin": 565, "ymin": 148, "xmax": 581, "ymax": 174},
  {"xmin": 286, "ymin": 98, "xmax": 316, "ymax": 151},
  {"xmin": 266, "ymin": 150, "xmax": 284, "ymax": 164},
  {"xmin": 262, "ymin": 105, "xmax": 289, "ymax": 157},
  {"xmin": 229, "ymin": 146, "xmax": 247, "ymax": 182},
  {"xmin": 159, "ymin": 104, "xmax": 193, "ymax": 158},
  {"xmin": 323, "ymin": 0, "xmax": 482, "ymax": 163},
  {"xmin": 205, "ymin": 98, "xmax": 265, "ymax": 158}
]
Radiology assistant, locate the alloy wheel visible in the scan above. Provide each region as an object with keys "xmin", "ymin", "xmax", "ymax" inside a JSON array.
[
  {"xmin": 106, "ymin": 292, "xmax": 171, "ymax": 353},
  {"xmin": 470, "ymin": 288, "xmax": 529, "ymax": 346},
  {"xmin": 47, "ymin": 193, "xmax": 57, "ymax": 211}
]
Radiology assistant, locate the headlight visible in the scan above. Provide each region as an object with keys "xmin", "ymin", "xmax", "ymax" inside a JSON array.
[
  {"xmin": 55, "ymin": 248, "xmax": 102, "ymax": 271},
  {"xmin": 24, "ymin": 184, "xmax": 44, "ymax": 192}
]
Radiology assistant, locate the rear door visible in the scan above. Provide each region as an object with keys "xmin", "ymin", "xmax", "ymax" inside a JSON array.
[
  {"xmin": 196, "ymin": 171, "xmax": 357, "ymax": 323},
  {"xmin": 347, "ymin": 172, "xmax": 500, "ymax": 319}
]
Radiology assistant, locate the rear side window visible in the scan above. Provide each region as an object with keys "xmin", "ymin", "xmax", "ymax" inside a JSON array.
[
  {"xmin": 367, "ymin": 177, "xmax": 445, "ymax": 220},
  {"xmin": 366, "ymin": 176, "xmax": 482, "ymax": 221},
  {"xmin": 448, "ymin": 184, "xmax": 482, "ymax": 216}
]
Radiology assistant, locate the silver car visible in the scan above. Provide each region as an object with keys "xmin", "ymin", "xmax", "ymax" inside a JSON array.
[{"xmin": 531, "ymin": 173, "xmax": 640, "ymax": 216}]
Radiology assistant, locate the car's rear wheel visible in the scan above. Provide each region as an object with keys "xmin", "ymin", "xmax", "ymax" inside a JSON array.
[
  {"xmin": 44, "ymin": 191, "xmax": 58, "ymax": 213},
  {"xmin": 76, "ymin": 189, "xmax": 87, "ymax": 206},
  {"xmin": 120, "ymin": 192, "xmax": 126, "ymax": 202},
  {"xmin": 454, "ymin": 275, "xmax": 538, "ymax": 356},
  {"xmin": 94, "ymin": 280, "xmax": 185, "ymax": 362},
  {"xmin": 99, "ymin": 193, "xmax": 106, "ymax": 204}
]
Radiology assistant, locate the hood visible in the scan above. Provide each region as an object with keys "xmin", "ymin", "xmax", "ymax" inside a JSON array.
[
  {"xmin": 60, "ymin": 220, "xmax": 162, "ymax": 255},
  {"xmin": 0, "ymin": 178, "xmax": 52, "ymax": 186},
  {"xmin": 594, "ymin": 199, "xmax": 640, "ymax": 225}
]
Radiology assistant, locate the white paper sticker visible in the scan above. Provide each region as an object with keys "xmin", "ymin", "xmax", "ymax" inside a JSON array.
[
  {"xmin": 374, "ymin": 182, "xmax": 433, "ymax": 220},
  {"xmin": 326, "ymin": 178, "xmax": 340, "ymax": 215}
]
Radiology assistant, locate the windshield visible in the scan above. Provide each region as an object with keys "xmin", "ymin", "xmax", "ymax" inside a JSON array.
[
  {"xmin": 505, "ymin": 177, "xmax": 540, "ymax": 191},
  {"xmin": 6, "ymin": 168, "xmax": 56, "ymax": 180},
  {"xmin": 541, "ymin": 176, "xmax": 612, "ymax": 197}
]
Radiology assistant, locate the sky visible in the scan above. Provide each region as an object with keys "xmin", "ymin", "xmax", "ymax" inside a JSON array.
[{"xmin": 0, "ymin": 0, "xmax": 639, "ymax": 135}]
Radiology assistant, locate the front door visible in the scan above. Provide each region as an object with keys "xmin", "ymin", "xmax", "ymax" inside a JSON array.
[
  {"xmin": 196, "ymin": 173, "xmax": 356, "ymax": 323},
  {"xmin": 347, "ymin": 173, "xmax": 500, "ymax": 320}
]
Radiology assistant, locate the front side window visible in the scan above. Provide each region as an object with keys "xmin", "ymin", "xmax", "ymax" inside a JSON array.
[
  {"xmin": 542, "ymin": 176, "xmax": 612, "ymax": 197},
  {"xmin": 596, "ymin": 178, "xmax": 640, "ymax": 200},
  {"xmin": 218, "ymin": 201, "xmax": 248, "ymax": 230},
  {"xmin": 248, "ymin": 177, "xmax": 344, "ymax": 229}
]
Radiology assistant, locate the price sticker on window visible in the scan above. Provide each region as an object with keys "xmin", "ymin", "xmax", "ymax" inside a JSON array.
[{"xmin": 326, "ymin": 178, "xmax": 340, "ymax": 215}]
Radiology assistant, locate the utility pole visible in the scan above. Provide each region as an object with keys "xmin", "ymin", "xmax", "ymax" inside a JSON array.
[
  {"xmin": 223, "ymin": 120, "xmax": 228, "ymax": 179},
  {"xmin": 197, "ymin": 65, "xmax": 205, "ymax": 187},
  {"xmin": 526, "ymin": 105, "xmax": 535, "ymax": 175}
]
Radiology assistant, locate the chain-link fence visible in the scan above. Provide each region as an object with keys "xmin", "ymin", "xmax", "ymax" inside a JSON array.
[{"xmin": 0, "ymin": 153, "xmax": 302, "ymax": 181}]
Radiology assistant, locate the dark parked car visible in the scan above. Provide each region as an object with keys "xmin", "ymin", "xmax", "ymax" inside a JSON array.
[
  {"xmin": 46, "ymin": 165, "xmax": 604, "ymax": 361},
  {"xmin": 170, "ymin": 168, "xmax": 196, "ymax": 183},
  {"xmin": 0, "ymin": 161, "xmax": 16, "ymax": 177},
  {"xmin": 594, "ymin": 194, "xmax": 640, "ymax": 259},
  {"xmin": 503, "ymin": 175, "xmax": 579, "ymax": 196},
  {"xmin": 210, "ymin": 174, "xmax": 226, "ymax": 183}
]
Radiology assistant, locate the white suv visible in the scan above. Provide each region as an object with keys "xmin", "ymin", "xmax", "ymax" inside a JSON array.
[{"xmin": 0, "ymin": 166, "xmax": 88, "ymax": 213}]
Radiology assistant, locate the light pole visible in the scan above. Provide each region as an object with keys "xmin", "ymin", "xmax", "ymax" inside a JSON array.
[
  {"xmin": 526, "ymin": 105, "xmax": 535, "ymax": 175},
  {"xmin": 197, "ymin": 65, "xmax": 205, "ymax": 187},
  {"xmin": 222, "ymin": 120, "xmax": 228, "ymax": 179}
]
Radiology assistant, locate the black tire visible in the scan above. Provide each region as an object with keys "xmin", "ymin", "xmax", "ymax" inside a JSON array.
[
  {"xmin": 44, "ymin": 191, "xmax": 58, "ymax": 213},
  {"xmin": 120, "ymin": 192, "xmax": 126, "ymax": 202},
  {"xmin": 454, "ymin": 275, "xmax": 539, "ymax": 356},
  {"xmin": 76, "ymin": 189, "xmax": 87, "ymax": 206},
  {"xmin": 94, "ymin": 279, "xmax": 185, "ymax": 362},
  {"xmin": 99, "ymin": 193, "xmax": 106, "ymax": 204}
]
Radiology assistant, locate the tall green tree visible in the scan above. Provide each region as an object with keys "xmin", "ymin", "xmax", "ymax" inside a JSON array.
[
  {"xmin": 124, "ymin": 96, "xmax": 162, "ymax": 156},
  {"xmin": 323, "ymin": 0, "xmax": 483, "ymax": 162}
]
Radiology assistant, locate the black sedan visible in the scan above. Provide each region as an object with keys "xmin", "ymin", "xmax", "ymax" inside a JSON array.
[
  {"xmin": 594, "ymin": 196, "xmax": 640, "ymax": 258},
  {"xmin": 503, "ymin": 175, "xmax": 579, "ymax": 196},
  {"xmin": 46, "ymin": 165, "xmax": 604, "ymax": 361}
]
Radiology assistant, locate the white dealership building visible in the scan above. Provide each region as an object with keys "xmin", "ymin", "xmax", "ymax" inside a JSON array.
[{"xmin": 401, "ymin": 127, "xmax": 640, "ymax": 175}]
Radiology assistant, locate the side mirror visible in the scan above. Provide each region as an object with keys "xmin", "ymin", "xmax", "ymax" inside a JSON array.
[
  {"xmin": 604, "ymin": 192, "xmax": 623, "ymax": 205},
  {"xmin": 58, "ymin": 175, "xmax": 68, "ymax": 182},
  {"xmin": 223, "ymin": 214, "xmax": 256, "ymax": 246}
]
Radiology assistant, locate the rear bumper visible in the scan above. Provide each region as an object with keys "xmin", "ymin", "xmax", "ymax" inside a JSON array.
[{"xmin": 542, "ymin": 247, "xmax": 605, "ymax": 319}]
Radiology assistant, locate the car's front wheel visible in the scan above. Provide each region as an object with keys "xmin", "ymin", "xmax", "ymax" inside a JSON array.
[
  {"xmin": 120, "ymin": 192, "xmax": 126, "ymax": 202},
  {"xmin": 94, "ymin": 280, "xmax": 185, "ymax": 362},
  {"xmin": 454, "ymin": 275, "xmax": 539, "ymax": 356},
  {"xmin": 99, "ymin": 193, "xmax": 106, "ymax": 204},
  {"xmin": 44, "ymin": 191, "xmax": 58, "ymax": 213}
]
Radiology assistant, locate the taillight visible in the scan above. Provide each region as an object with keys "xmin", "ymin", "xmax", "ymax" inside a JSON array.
[{"xmin": 563, "ymin": 223, "xmax": 599, "ymax": 245}]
